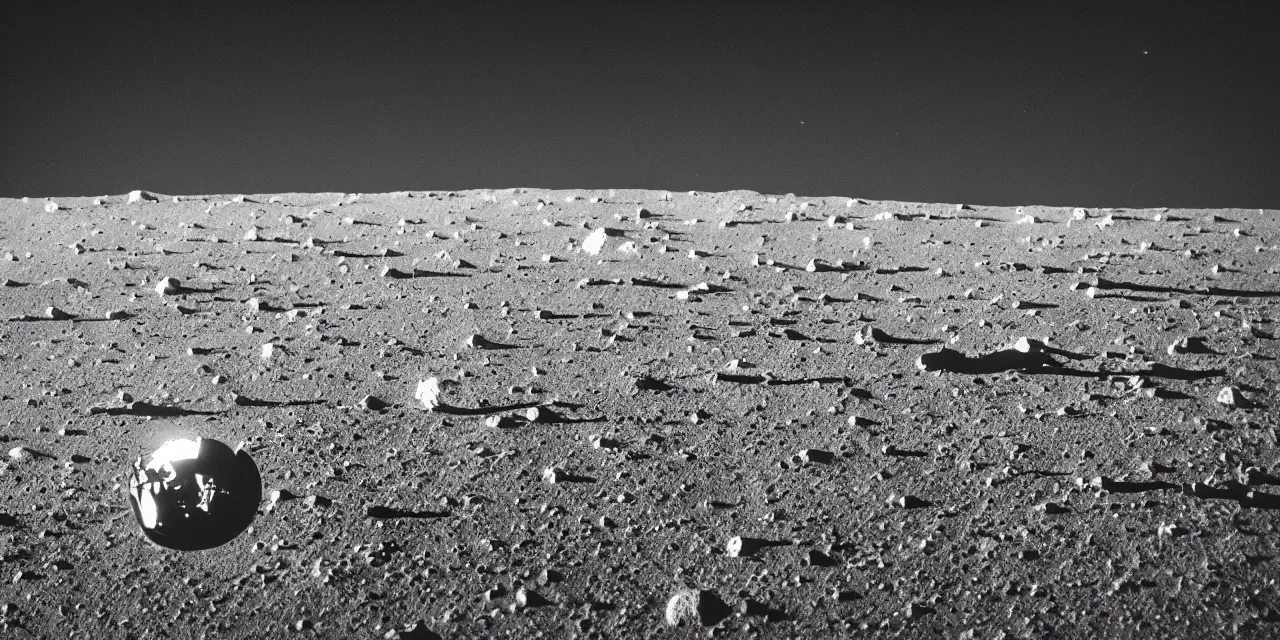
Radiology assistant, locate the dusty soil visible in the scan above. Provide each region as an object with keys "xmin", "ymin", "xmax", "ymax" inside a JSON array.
[{"xmin": 1, "ymin": 189, "xmax": 1278, "ymax": 638}]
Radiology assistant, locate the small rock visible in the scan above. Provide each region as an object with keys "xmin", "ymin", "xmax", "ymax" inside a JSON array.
[
  {"xmin": 382, "ymin": 621, "xmax": 441, "ymax": 640},
  {"xmin": 304, "ymin": 495, "xmax": 332, "ymax": 509},
  {"xmin": 798, "ymin": 449, "xmax": 834, "ymax": 464},
  {"xmin": 805, "ymin": 549, "xmax": 838, "ymax": 567},
  {"xmin": 360, "ymin": 395, "xmax": 389, "ymax": 411},
  {"xmin": 155, "ymin": 277, "xmax": 181, "ymax": 296},
  {"xmin": 270, "ymin": 489, "xmax": 297, "ymax": 504},
  {"xmin": 7, "ymin": 446, "xmax": 35, "ymax": 462},
  {"xmin": 1217, "ymin": 386, "xmax": 1252, "ymax": 408},
  {"xmin": 45, "ymin": 306, "xmax": 74, "ymax": 320},
  {"xmin": 887, "ymin": 494, "xmax": 930, "ymax": 509},
  {"xmin": 1168, "ymin": 336, "xmax": 1214, "ymax": 355},
  {"xmin": 128, "ymin": 190, "xmax": 158, "ymax": 203},
  {"xmin": 581, "ymin": 227, "xmax": 607, "ymax": 255},
  {"xmin": 906, "ymin": 602, "xmax": 934, "ymax": 618},
  {"xmin": 726, "ymin": 536, "xmax": 769, "ymax": 558},
  {"xmin": 515, "ymin": 588, "xmax": 552, "ymax": 607},
  {"xmin": 541, "ymin": 466, "xmax": 568, "ymax": 484},
  {"xmin": 664, "ymin": 588, "xmax": 732, "ymax": 627},
  {"xmin": 415, "ymin": 378, "xmax": 441, "ymax": 410}
]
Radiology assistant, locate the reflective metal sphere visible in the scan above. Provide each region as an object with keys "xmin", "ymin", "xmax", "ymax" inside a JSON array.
[{"xmin": 126, "ymin": 437, "xmax": 261, "ymax": 551}]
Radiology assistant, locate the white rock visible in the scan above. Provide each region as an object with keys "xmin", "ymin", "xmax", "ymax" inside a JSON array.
[
  {"xmin": 44, "ymin": 201, "xmax": 59, "ymax": 212},
  {"xmin": 1216, "ymin": 386, "xmax": 1250, "ymax": 407},
  {"xmin": 541, "ymin": 466, "xmax": 567, "ymax": 484},
  {"xmin": 155, "ymin": 277, "xmax": 181, "ymax": 295},
  {"xmin": 581, "ymin": 227, "xmax": 607, "ymax": 255},
  {"xmin": 664, "ymin": 588, "xmax": 729, "ymax": 627},
  {"xmin": 415, "ymin": 378, "xmax": 441, "ymax": 410},
  {"xmin": 128, "ymin": 190, "xmax": 157, "ymax": 203}
]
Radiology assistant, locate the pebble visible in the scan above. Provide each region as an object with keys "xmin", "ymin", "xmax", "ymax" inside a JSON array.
[
  {"xmin": 726, "ymin": 536, "xmax": 769, "ymax": 558},
  {"xmin": 1216, "ymin": 386, "xmax": 1251, "ymax": 408},
  {"xmin": 44, "ymin": 201, "xmax": 59, "ymax": 212},
  {"xmin": 360, "ymin": 395, "xmax": 389, "ymax": 411},
  {"xmin": 7, "ymin": 446, "xmax": 35, "ymax": 461},
  {"xmin": 887, "ymin": 494, "xmax": 930, "ymax": 509},
  {"xmin": 664, "ymin": 588, "xmax": 732, "ymax": 627},
  {"xmin": 304, "ymin": 495, "xmax": 332, "ymax": 509},
  {"xmin": 542, "ymin": 466, "xmax": 568, "ymax": 484},
  {"xmin": 515, "ymin": 588, "xmax": 552, "ymax": 607},
  {"xmin": 798, "ymin": 449, "xmax": 835, "ymax": 464},
  {"xmin": 270, "ymin": 489, "xmax": 297, "ymax": 504},
  {"xmin": 581, "ymin": 227, "xmax": 607, "ymax": 255},
  {"xmin": 486, "ymin": 414, "xmax": 521, "ymax": 429},
  {"xmin": 155, "ymin": 277, "xmax": 181, "ymax": 295},
  {"xmin": 45, "ymin": 306, "xmax": 74, "ymax": 320},
  {"xmin": 415, "ymin": 378, "xmax": 441, "ymax": 410}
]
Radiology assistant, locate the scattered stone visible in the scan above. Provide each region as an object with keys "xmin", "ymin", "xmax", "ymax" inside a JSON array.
[
  {"xmin": 798, "ymin": 449, "xmax": 835, "ymax": 464},
  {"xmin": 155, "ymin": 277, "xmax": 182, "ymax": 295},
  {"xmin": 382, "ymin": 621, "xmax": 441, "ymax": 640},
  {"xmin": 515, "ymin": 588, "xmax": 553, "ymax": 607},
  {"xmin": 726, "ymin": 536, "xmax": 770, "ymax": 558},
  {"xmin": 485, "ymin": 414, "xmax": 521, "ymax": 429},
  {"xmin": 304, "ymin": 495, "xmax": 332, "ymax": 509},
  {"xmin": 797, "ymin": 549, "xmax": 836, "ymax": 567},
  {"xmin": 664, "ymin": 588, "xmax": 732, "ymax": 627},
  {"xmin": 887, "ymin": 494, "xmax": 930, "ymax": 509},
  {"xmin": 7, "ymin": 446, "xmax": 35, "ymax": 462},
  {"xmin": 1217, "ymin": 386, "xmax": 1252, "ymax": 408},
  {"xmin": 270, "ymin": 489, "xmax": 297, "ymax": 504},
  {"xmin": 1168, "ymin": 336, "xmax": 1215, "ymax": 355},
  {"xmin": 128, "ymin": 190, "xmax": 158, "ymax": 203},
  {"xmin": 44, "ymin": 306, "xmax": 74, "ymax": 320},
  {"xmin": 415, "ymin": 378, "xmax": 441, "ymax": 410},
  {"xmin": 542, "ymin": 466, "xmax": 568, "ymax": 484},
  {"xmin": 360, "ymin": 395, "xmax": 389, "ymax": 411},
  {"xmin": 581, "ymin": 227, "xmax": 607, "ymax": 255},
  {"xmin": 634, "ymin": 375, "xmax": 672, "ymax": 392}
]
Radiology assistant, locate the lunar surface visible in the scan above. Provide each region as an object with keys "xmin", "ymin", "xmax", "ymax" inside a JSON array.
[{"xmin": 1, "ymin": 189, "xmax": 1278, "ymax": 637}]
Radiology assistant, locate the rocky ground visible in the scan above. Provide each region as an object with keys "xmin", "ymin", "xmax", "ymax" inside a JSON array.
[{"xmin": 1, "ymin": 188, "xmax": 1278, "ymax": 638}]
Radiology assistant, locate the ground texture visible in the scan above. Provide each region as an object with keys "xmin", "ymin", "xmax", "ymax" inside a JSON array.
[{"xmin": 1, "ymin": 189, "xmax": 1278, "ymax": 638}]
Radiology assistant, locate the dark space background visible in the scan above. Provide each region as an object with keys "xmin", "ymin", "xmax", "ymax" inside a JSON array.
[{"xmin": 2, "ymin": 1, "xmax": 1277, "ymax": 208}]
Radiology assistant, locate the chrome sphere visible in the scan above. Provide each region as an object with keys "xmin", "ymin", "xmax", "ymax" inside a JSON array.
[{"xmin": 126, "ymin": 437, "xmax": 261, "ymax": 551}]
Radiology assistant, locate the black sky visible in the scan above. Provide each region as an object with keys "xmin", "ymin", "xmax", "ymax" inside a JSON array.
[{"xmin": 3, "ymin": 1, "xmax": 1277, "ymax": 208}]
